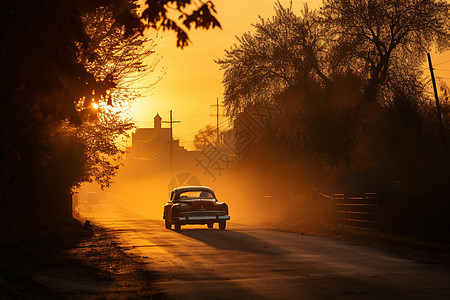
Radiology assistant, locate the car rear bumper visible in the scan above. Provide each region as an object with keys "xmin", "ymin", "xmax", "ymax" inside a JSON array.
[{"xmin": 174, "ymin": 215, "xmax": 230, "ymax": 224}]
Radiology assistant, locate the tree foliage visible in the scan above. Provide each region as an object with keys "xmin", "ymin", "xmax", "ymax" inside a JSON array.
[
  {"xmin": 217, "ymin": 3, "xmax": 330, "ymax": 117},
  {"xmin": 77, "ymin": 4, "xmax": 158, "ymax": 189},
  {"xmin": 193, "ymin": 125, "xmax": 223, "ymax": 150},
  {"xmin": 322, "ymin": 0, "xmax": 450, "ymax": 100},
  {"xmin": 219, "ymin": 1, "xmax": 450, "ymax": 116},
  {"xmin": 218, "ymin": 0, "xmax": 450, "ymax": 240},
  {"xmin": 141, "ymin": 0, "xmax": 221, "ymax": 48},
  {"xmin": 0, "ymin": 0, "xmax": 220, "ymax": 222}
]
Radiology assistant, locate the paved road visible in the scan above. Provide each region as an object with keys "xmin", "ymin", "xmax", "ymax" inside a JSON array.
[{"xmin": 82, "ymin": 202, "xmax": 450, "ymax": 299}]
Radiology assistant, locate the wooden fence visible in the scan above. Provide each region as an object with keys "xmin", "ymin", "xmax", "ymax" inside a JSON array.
[{"xmin": 334, "ymin": 193, "xmax": 380, "ymax": 230}]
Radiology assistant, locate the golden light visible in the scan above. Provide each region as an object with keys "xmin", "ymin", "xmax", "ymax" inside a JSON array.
[{"xmin": 92, "ymin": 102, "xmax": 99, "ymax": 109}]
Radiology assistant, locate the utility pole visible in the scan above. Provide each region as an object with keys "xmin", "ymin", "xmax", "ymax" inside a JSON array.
[
  {"xmin": 216, "ymin": 97, "xmax": 219, "ymax": 144},
  {"xmin": 162, "ymin": 110, "xmax": 181, "ymax": 174},
  {"xmin": 210, "ymin": 98, "xmax": 223, "ymax": 144},
  {"xmin": 427, "ymin": 53, "xmax": 446, "ymax": 143}
]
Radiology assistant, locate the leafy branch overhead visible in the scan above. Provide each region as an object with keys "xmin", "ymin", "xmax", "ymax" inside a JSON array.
[
  {"xmin": 0, "ymin": 0, "xmax": 221, "ymax": 221},
  {"xmin": 141, "ymin": 0, "xmax": 221, "ymax": 48}
]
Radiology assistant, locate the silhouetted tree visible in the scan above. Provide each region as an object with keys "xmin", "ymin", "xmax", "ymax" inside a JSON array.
[
  {"xmin": 218, "ymin": 1, "xmax": 450, "ymax": 240},
  {"xmin": 76, "ymin": 4, "xmax": 158, "ymax": 189},
  {"xmin": 217, "ymin": 3, "xmax": 360, "ymax": 184},
  {"xmin": 0, "ymin": 0, "xmax": 220, "ymax": 224},
  {"xmin": 217, "ymin": 3, "xmax": 329, "ymax": 117},
  {"xmin": 218, "ymin": 0, "xmax": 450, "ymax": 175},
  {"xmin": 322, "ymin": 0, "xmax": 450, "ymax": 101},
  {"xmin": 193, "ymin": 124, "xmax": 227, "ymax": 151}
]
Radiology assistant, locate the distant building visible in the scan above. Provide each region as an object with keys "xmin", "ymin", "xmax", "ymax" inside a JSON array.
[{"xmin": 124, "ymin": 114, "xmax": 199, "ymax": 177}]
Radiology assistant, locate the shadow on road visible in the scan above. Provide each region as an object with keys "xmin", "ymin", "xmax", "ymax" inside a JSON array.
[{"xmin": 177, "ymin": 229, "xmax": 287, "ymax": 255}]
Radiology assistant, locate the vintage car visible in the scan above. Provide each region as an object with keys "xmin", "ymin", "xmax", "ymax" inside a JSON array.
[{"xmin": 163, "ymin": 186, "xmax": 230, "ymax": 231}]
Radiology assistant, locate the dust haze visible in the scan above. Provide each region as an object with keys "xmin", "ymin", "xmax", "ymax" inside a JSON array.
[
  {"xmin": 76, "ymin": 153, "xmax": 334, "ymax": 229},
  {"xmin": 74, "ymin": 1, "xmax": 450, "ymax": 242}
]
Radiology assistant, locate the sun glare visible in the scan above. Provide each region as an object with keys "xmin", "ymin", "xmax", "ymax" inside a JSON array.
[{"xmin": 92, "ymin": 102, "xmax": 99, "ymax": 109}]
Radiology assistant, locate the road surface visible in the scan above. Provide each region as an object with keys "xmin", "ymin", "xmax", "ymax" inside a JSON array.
[{"xmin": 81, "ymin": 201, "xmax": 450, "ymax": 299}]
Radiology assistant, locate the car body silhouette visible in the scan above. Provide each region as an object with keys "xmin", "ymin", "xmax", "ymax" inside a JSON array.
[{"xmin": 163, "ymin": 186, "xmax": 230, "ymax": 231}]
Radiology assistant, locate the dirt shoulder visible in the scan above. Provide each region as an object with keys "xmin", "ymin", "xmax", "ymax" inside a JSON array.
[
  {"xmin": 1, "ymin": 221, "xmax": 165, "ymax": 299},
  {"xmin": 271, "ymin": 221, "xmax": 450, "ymax": 268}
]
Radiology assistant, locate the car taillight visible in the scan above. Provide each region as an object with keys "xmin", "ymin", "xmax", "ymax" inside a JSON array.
[{"xmin": 172, "ymin": 205, "xmax": 182, "ymax": 216}]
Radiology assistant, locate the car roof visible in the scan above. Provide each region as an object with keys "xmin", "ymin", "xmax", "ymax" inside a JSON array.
[{"xmin": 172, "ymin": 186, "xmax": 214, "ymax": 193}]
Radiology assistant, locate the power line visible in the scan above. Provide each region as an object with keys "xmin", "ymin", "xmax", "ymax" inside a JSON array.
[
  {"xmin": 434, "ymin": 59, "xmax": 450, "ymax": 67},
  {"xmin": 419, "ymin": 58, "xmax": 450, "ymax": 72},
  {"xmin": 162, "ymin": 110, "xmax": 181, "ymax": 175},
  {"xmin": 175, "ymin": 119, "xmax": 230, "ymax": 140}
]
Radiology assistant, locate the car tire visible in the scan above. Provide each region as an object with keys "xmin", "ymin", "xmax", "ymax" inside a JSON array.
[
  {"xmin": 219, "ymin": 220, "xmax": 226, "ymax": 230},
  {"xmin": 165, "ymin": 219, "xmax": 171, "ymax": 229},
  {"xmin": 207, "ymin": 223, "xmax": 213, "ymax": 229},
  {"xmin": 174, "ymin": 222, "xmax": 181, "ymax": 232}
]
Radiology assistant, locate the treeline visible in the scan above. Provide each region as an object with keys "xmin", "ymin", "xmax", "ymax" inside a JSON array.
[
  {"xmin": 0, "ymin": 0, "xmax": 220, "ymax": 231},
  {"xmin": 217, "ymin": 0, "xmax": 450, "ymax": 241}
]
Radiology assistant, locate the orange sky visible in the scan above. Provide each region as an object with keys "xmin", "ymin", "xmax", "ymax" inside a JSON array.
[
  {"xmin": 130, "ymin": 0, "xmax": 450, "ymax": 150},
  {"xmin": 130, "ymin": 0, "xmax": 321, "ymax": 150}
]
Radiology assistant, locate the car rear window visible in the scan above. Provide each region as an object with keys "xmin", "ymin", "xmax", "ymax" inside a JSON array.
[{"xmin": 176, "ymin": 191, "xmax": 214, "ymax": 200}]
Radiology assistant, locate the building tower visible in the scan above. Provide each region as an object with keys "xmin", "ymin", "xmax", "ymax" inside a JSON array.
[{"xmin": 154, "ymin": 113, "xmax": 162, "ymax": 129}]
